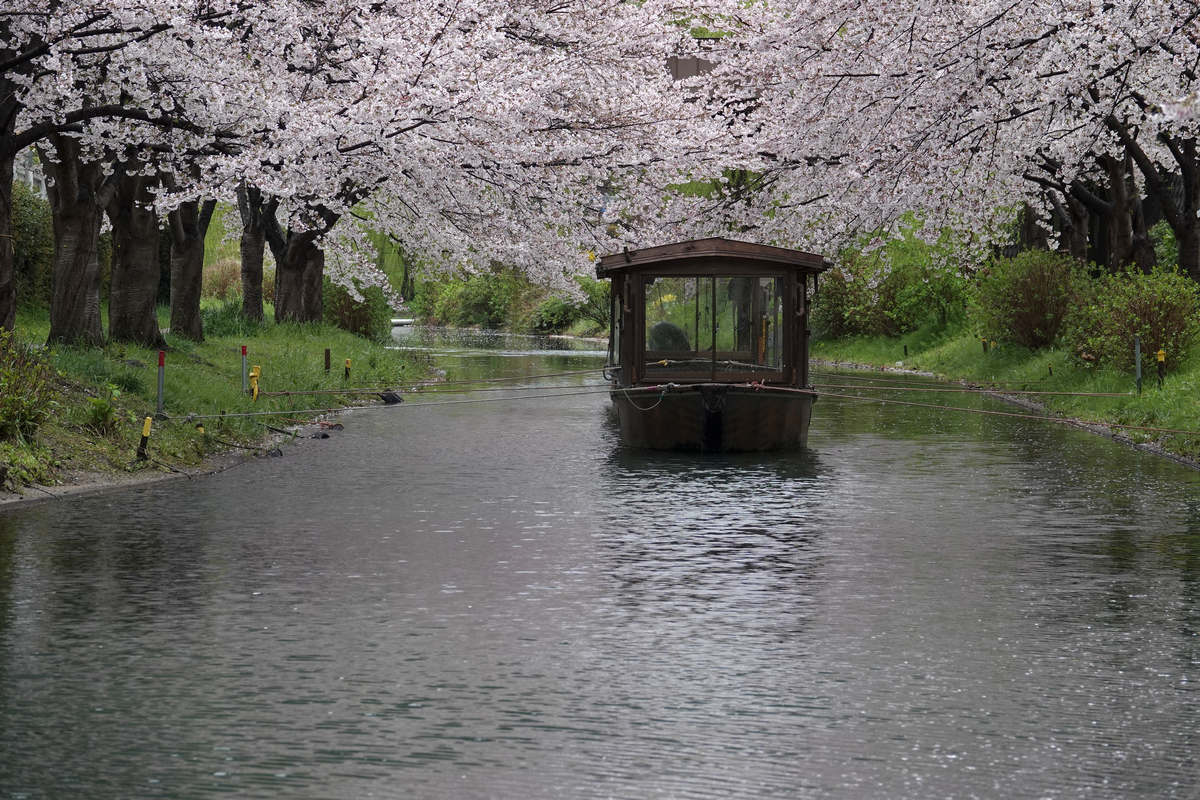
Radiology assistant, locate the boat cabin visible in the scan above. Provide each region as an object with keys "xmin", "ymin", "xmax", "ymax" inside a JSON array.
[
  {"xmin": 597, "ymin": 238, "xmax": 828, "ymax": 389},
  {"xmin": 596, "ymin": 238, "xmax": 829, "ymax": 451}
]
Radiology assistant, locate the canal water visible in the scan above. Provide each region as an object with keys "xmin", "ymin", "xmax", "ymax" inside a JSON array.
[{"xmin": 2, "ymin": 328, "xmax": 1198, "ymax": 799}]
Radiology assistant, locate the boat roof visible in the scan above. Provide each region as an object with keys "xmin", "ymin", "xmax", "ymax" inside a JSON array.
[{"xmin": 595, "ymin": 237, "xmax": 830, "ymax": 277}]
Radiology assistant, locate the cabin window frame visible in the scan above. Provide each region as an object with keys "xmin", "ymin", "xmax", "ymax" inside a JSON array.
[{"xmin": 633, "ymin": 267, "xmax": 797, "ymax": 385}]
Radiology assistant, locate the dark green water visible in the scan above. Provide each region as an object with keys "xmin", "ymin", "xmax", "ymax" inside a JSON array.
[{"xmin": 2, "ymin": 328, "xmax": 1198, "ymax": 798}]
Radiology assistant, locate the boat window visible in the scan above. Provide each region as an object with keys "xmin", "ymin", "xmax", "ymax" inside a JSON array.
[
  {"xmin": 644, "ymin": 276, "xmax": 713, "ymax": 379},
  {"xmin": 607, "ymin": 284, "xmax": 621, "ymax": 372},
  {"xmin": 643, "ymin": 274, "xmax": 785, "ymax": 380},
  {"xmin": 714, "ymin": 276, "xmax": 783, "ymax": 375}
]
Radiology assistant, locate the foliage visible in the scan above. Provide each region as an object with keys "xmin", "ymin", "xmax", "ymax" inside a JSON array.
[
  {"xmin": 1063, "ymin": 267, "xmax": 1200, "ymax": 370},
  {"xmin": 572, "ymin": 275, "xmax": 611, "ymax": 330},
  {"xmin": 973, "ymin": 250, "xmax": 1084, "ymax": 349},
  {"xmin": 11, "ymin": 181, "xmax": 54, "ymax": 308},
  {"xmin": 322, "ymin": 279, "xmax": 394, "ymax": 343},
  {"xmin": 83, "ymin": 384, "xmax": 129, "ymax": 435},
  {"xmin": 1150, "ymin": 220, "xmax": 1178, "ymax": 269},
  {"xmin": 811, "ymin": 224, "xmax": 968, "ymax": 339},
  {"xmin": 529, "ymin": 296, "xmax": 579, "ymax": 333},
  {"xmin": 0, "ymin": 329, "xmax": 55, "ymax": 441},
  {"xmin": 413, "ymin": 268, "xmax": 530, "ymax": 329}
]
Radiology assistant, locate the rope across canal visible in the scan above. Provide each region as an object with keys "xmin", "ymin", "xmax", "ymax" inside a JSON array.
[{"xmin": 158, "ymin": 366, "xmax": 1200, "ymax": 440}]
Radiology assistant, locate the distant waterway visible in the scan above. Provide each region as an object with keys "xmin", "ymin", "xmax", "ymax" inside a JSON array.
[{"xmin": 2, "ymin": 326, "xmax": 1198, "ymax": 798}]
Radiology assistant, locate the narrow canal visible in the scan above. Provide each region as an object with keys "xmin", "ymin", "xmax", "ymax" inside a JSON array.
[{"xmin": 2, "ymin": 328, "xmax": 1198, "ymax": 799}]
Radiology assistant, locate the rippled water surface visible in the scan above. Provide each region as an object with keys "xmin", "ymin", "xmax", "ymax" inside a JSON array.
[{"xmin": 2, "ymin": 328, "xmax": 1199, "ymax": 798}]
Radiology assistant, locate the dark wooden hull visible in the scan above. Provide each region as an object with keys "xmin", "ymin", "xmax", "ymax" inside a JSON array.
[{"xmin": 610, "ymin": 384, "xmax": 814, "ymax": 451}]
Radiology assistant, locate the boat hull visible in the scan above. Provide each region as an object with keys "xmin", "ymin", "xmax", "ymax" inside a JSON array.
[{"xmin": 610, "ymin": 384, "xmax": 813, "ymax": 451}]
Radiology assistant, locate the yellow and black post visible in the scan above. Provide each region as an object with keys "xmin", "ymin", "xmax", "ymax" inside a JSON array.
[
  {"xmin": 249, "ymin": 365, "xmax": 261, "ymax": 401},
  {"xmin": 1157, "ymin": 348, "xmax": 1166, "ymax": 387},
  {"xmin": 136, "ymin": 417, "xmax": 152, "ymax": 461},
  {"xmin": 344, "ymin": 358, "xmax": 351, "ymax": 381}
]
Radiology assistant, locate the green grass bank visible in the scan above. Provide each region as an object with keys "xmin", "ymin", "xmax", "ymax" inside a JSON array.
[
  {"xmin": 1, "ymin": 303, "xmax": 426, "ymax": 495},
  {"xmin": 811, "ymin": 327, "xmax": 1200, "ymax": 464}
]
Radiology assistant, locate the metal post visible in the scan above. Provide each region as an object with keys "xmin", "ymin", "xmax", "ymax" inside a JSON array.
[
  {"xmin": 1135, "ymin": 335, "xmax": 1142, "ymax": 395},
  {"xmin": 156, "ymin": 350, "xmax": 165, "ymax": 417},
  {"xmin": 324, "ymin": 348, "xmax": 331, "ymax": 373},
  {"xmin": 241, "ymin": 345, "xmax": 248, "ymax": 394}
]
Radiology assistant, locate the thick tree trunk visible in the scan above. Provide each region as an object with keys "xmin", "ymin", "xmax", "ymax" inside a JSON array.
[
  {"xmin": 1178, "ymin": 224, "xmax": 1200, "ymax": 283},
  {"xmin": 236, "ymin": 184, "xmax": 265, "ymax": 322},
  {"xmin": 1099, "ymin": 155, "xmax": 1136, "ymax": 271},
  {"xmin": 0, "ymin": 54, "xmax": 19, "ymax": 332},
  {"xmin": 274, "ymin": 231, "xmax": 324, "ymax": 323},
  {"xmin": 1107, "ymin": 121, "xmax": 1197, "ymax": 279},
  {"xmin": 1017, "ymin": 203, "xmax": 1050, "ymax": 251},
  {"xmin": 106, "ymin": 171, "xmax": 165, "ymax": 347},
  {"xmin": 167, "ymin": 198, "xmax": 216, "ymax": 341},
  {"xmin": 0, "ymin": 151, "xmax": 13, "ymax": 332},
  {"xmin": 1058, "ymin": 193, "xmax": 1089, "ymax": 262},
  {"xmin": 1176, "ymin": 140, "xmax": 1200, "ymax": 282},
  {"xmin": 39, "ymin": 134, "xmax": 109, "ymax": 346}
]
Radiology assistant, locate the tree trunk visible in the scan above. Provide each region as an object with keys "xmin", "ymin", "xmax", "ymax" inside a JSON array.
[
  {"xmin": 0, "ymin": 150, "xmax": 13, "ymax": 332},
  {"xmin": 1178, "ymin": 224, "xmax": 1200, "ymax": 283},
  {"xmin": 1049, "ymin": 191, "xmax": 1089, "ymax": 262},
  {"xmin": 1130, "ymin": 192, "xmax": 1157, "ymax": 273},
  {"xmin": 1099, "ymin": 154, "xmax": 1136, "ymax": 271},
  {"xmin": 106, "ymin": 170, "xmax": 165, "ymax": 347},
  {"xmin": 1017, "ymin": 203, "xmax": 1050, "ymax": 251},
  {"xmin": 0, "ymin": 51, "xmax": 19, "ymax": 332},
  {"xmin": 1106, "ymin": 121, "xmax": 1198, "ymax": 280},
  {"xmin": 167, "ymin": 198, "xmax": 215, "ymax": 341},
  {"xmin": 274, "ymin": 231, "xmax": 324, "ymax": 323},
  {"xmin": 237, "ymin": 184, "xmax": 265, "ymax": 322},
  {"xmin": 39, "ymin": 134, "xmax": 109, "ymax": 346},
  {"xmin": 1176, "ymin": 140, "xmax": 1200, "ymax": 282}
]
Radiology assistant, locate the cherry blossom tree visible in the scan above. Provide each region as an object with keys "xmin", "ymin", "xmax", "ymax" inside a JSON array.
[
  {"xmin": 0, "ymin": 1, "xmax": 244, "ymax": 341},
  {"xmin": 193, "ymin": 0, "xmax": 751, "ymax": 322},
  {"xmin": 703, "ymin": 1, "xmax": 1199, "ymax": 276}
]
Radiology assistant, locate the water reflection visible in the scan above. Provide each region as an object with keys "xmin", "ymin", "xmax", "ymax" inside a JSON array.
[{"xmin": 2, "ymin": 339, "xmax": 1199, "ymax": 798}]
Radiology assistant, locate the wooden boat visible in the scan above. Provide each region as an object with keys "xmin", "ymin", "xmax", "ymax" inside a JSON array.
[{"xmin": 596, "ymin": 238, "xmax": 829, "ymax": 451}]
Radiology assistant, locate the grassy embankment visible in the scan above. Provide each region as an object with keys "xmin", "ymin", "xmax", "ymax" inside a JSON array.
[
  {"xmin": 811, "ymin": 326, "xmax": 1200, "ymax": 462},
  {"xmin": 2, "ymin": 303, "xmax": 424, "ymax": 492}
]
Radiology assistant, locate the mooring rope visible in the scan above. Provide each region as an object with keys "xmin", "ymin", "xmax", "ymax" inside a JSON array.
[
  {"xmin": 175, "ymin": 384, "xmax": 663, "ymax": 421},
  {"xmin": 815, "ymin": 383, "xmax": 1132, "ymax": 398}
]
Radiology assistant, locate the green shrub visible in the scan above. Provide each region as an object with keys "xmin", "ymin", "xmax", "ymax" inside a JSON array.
[
  {"xmin": 1063, "ymin": 267, "xmax": 1200, "ymax": 370},
  {"xmin": 811, "ymin": 223, "xmax": 968, "ymax": 339},
  {"xmin": 573, "ymin": 275, "xmax": 611, "ymax": 330},
  {"xmin": 973, "ymin": 250, "xmax": 1083, "ymax": 349},
  {"xmin": 11, "ymin": 181, "xmax": 54, "ymax": 308},
  {"xmin": 84, "ymin": 384, "xmax": 128, "ymax": 435},
  {"xmin": 529, "ymin": 296, "xmax": 578, "ymax": 333},
  {"xmin": 1150, "ymin": 220, "xmax": 1178, "ymax": 269},
  {"xmin": 322, "ymin": 279, "xmax": 394, "ymax": 343},
  {"xmin": 0, "ymin": 329, "xmax": 56, "ymax": 441},
  {"xmin": 810, "ymin": 265, "xmax": 862, "ymax": 338}
]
